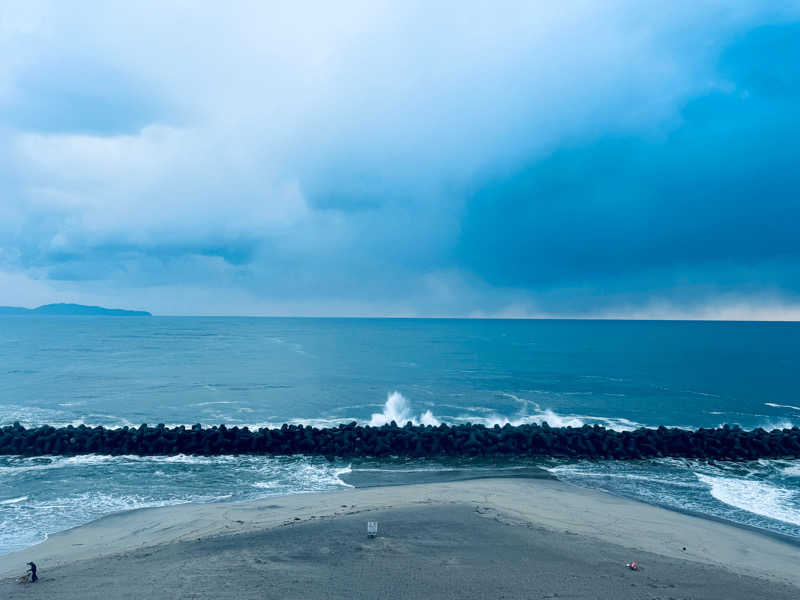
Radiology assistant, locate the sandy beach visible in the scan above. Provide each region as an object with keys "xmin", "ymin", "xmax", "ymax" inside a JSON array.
[{"xmin": 1, "ymin": 477, "xmax": 799, "ymax": 599}]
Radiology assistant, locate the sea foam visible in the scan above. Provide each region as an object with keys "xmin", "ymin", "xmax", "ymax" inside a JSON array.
[{"xmin": 696, "ymin": 473, "xmax": 800, "ymax": 527}]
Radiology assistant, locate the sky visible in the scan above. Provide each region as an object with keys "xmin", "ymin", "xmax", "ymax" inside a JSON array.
[{"xmin": 1, "ymin": 1, "xmax": 800, "ymax": 318}]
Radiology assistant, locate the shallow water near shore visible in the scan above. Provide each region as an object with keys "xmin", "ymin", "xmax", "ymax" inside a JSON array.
[{"xmin": 1, "ymin": 316, "xmax": 800, "ymax": 554}]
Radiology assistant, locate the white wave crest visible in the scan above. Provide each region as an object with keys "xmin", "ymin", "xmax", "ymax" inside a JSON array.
[
  {"xmin": 0, "ymin": 453, "xmax": 268, "ymax": 477},
  {"xmin": 549, "ymin": 465, "xmax": 703, "ymax": 489},
  {"xmin": 5, "ymin": 391, "xmax": 649, "ymax": 436},
  {"xmin": 452, "ymin": 409, "xmax": 642, "ymax": 431},
  {"xmin": 366, "ymin": 391, "xmax": 641, "ymax": 432},
  {"xmin": 369, "ymin": 392, "xmax": 441, "ymax": 427},
  {"xmin": 0, "ymin": 454, "xmax": 130, "ymax": 475},
  {"xmin": 0, "ymin": 496, "xmax": 28, "ymax": 505},
  {"xmin": 781, "ymin": 465, "xmax": 800, "ymax": 478},
  {"xmin": 756, "ymin": 420, "xmax": 796, "ymax": 431},
  {"xmin": 252, "ymin": 462, "xmax": 352, "ymax": 493},
  {"xmin": 765, "ymin": 403, "xmax": 800, "ymax": 412},
  {"xmin": 460, "ymin": 410, "xmax": 585, "ymax": 429},
  {"xmin": 0, "ymin": 403, "xmax": 139, "ymax": 430},
  {"xmin": 696, "ymin": 473, "xmax": 800, "ymax": 526}
]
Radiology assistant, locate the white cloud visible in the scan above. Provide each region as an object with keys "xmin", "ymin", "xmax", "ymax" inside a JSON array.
[{"xmin": 0, "ymin": 269, "xmax": 67, "ymax": 307}]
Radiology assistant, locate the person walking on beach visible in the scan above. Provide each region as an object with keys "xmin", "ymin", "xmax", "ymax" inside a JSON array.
[{"xmin": 27, "ymin": 562, "xmax": 38, "ymax": 582}]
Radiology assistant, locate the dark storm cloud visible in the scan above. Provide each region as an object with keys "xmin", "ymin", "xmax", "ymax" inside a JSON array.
[
  {"xmin": 457, "ymin": 24, "xmax": 800, "ymax": 308},
  {"xmin": 1, "ymin": 2, "xmax": 799, "ymax": 317}
]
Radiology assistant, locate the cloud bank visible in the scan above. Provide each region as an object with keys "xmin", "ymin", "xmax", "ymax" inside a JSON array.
[{"xmin": 1, "ymin": 1, "xmax": 799, "ymax": 317}]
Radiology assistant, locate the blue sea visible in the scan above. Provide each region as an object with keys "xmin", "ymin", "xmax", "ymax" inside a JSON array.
[{"xmin": 1, "ymin": 317, "xmax": 800, "ymax": 555}]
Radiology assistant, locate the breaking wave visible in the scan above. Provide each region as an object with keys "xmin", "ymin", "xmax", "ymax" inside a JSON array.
[
  {"xmin": 10, "ymin": 391, "xmax": 798, "ymax": 435},
  {"xmin": 549, "ymin": 457, "xmax": 800, "ymax": 539},
  {"xmin": 0, "ymin": 454, "xmax": 354, "ymax": 556},
  {"xmin": 365, "ymin": 391, "xmax": 643, "ymax": 431},
  {"xmin": 755, "ymin": 419, "xmax": 797, "ymax": 431},
  {"xmin": 252, "ymin": 464, "xmax": 353, "ymax": 491},
  {"xmin": 369, "ymin": 392, "xmax": 440, "ymax": 426},
  {"xmin": 696, "ymin": 473, "xmax": 800, "ymax": 527}
]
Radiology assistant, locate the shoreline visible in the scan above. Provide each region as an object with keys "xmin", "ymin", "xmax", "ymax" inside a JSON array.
[
  {"xmin": 352, "ymin": 465, "xmax": 800, "ymax": 548},
  {"xmin": 622, "ymin": 491, "xmax": 800, "ymax": 548},
  {"xmin": 348, "ymin": 465, "xmax": 800, "ymax": 549},
  {"xmin": 2, "ymin": 476, "xmax": 800, "ymax": 597},
  {"xmin": 7, "ymin": 462, "xmax": 800, "ymax": 558},
  {"xmin": 0, "ymin": 465, "xmax": 556, "ymax": 560}
]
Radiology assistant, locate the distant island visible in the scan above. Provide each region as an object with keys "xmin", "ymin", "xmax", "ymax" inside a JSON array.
[{"xmin": 0, "ymin": 303, "xmax": 151, "ymax": 317}]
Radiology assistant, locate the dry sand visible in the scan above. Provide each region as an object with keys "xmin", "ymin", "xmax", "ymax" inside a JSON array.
[{"xmin": 1, "ymin": 478, "xmax": 799, "ymax": 599}]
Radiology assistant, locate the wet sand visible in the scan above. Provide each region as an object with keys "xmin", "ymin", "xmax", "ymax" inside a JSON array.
[{"xmin": 1, "ymin": 478, "xmax": 799, "ymax": 599}]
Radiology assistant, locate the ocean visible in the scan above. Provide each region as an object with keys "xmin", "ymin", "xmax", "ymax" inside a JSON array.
[{"xmin": 1, "ymin": 317, "xmax": 799, "ymax": 555}]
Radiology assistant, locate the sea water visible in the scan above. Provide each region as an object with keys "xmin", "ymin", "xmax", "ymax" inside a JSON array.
[{"xmin": 1, "ymin": 317, "xmax": 799, "ymax": 554}]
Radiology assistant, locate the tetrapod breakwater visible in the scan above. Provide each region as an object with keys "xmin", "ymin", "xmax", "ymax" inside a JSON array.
[{"xmin": 2, "ymin": 421, "xmax": 800, "ymax": 460}]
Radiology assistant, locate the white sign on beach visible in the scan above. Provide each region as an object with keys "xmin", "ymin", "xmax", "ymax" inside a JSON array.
[{"xmin": 367, "ymin": 521, "xmax": 378, "ymax": 537}]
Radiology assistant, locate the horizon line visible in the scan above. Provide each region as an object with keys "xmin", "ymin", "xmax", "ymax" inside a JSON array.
[{"xmin": 105, "ymin": 314, "xmax": 800, "ymax": 322}]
